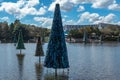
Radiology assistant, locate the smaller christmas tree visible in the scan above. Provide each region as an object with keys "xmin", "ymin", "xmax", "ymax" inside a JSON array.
[
  {"xmin": 83, "ymin": 28, "xmax": 88, "ymax": 44},
  {"xmin": 16, "ymin": 30, "xmax": 25, "ymax": 55},
  {"xmin": 35, "ymin": 36, "xmax": 44, "ymax": 63}
]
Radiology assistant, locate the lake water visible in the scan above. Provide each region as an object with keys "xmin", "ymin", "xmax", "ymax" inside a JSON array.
[{"xmin": 0, "ymin": 43, "xmax": 120, "ymax": 80}]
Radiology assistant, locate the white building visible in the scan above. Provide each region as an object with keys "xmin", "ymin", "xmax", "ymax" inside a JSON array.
[
  {"xmin": 64, "ymin": 23, "xmax": 120, "ymax": 32},
  {"xmin": 64, "ymin": 24, "xmax": 98, "ymax": 32}
]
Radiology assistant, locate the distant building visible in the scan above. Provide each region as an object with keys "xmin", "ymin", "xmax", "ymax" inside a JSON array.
[
  {"xmin": 64, "ymin": 24, "xmax": 98, "ymax": 32},
  {"xmin": 63, "ymin": 23, "xmax": 120, "ymax": 32}
]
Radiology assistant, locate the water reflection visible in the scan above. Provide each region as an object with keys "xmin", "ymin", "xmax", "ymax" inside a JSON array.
[
  {"xmin": 35, "ymin": 63, "xmax": 44, "ymax": 80},
  {"xmin": 44, "ymin": 70, "xmax": 69, "ymax": 80},
  {"xmin": 17, "ymin": 55, "xmax": 24, "ymax": 80},
  {"xmin": 1, "ymin": 43, "xmax": 120, "ymax": 80}
]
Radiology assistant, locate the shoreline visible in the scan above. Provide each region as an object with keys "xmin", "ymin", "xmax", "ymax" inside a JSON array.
[{"xmin": 66, "ymin": 38, "xmax": 120, "ymax": 43}]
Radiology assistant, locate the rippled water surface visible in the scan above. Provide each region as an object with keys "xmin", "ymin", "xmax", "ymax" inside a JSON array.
[{"xmin": 0, "ymin": 43, "xmax": 120, "ymax": 80}]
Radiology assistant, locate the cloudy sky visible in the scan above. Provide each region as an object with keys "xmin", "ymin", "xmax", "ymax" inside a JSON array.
[{"xmin": 0, "ymin": 0, "xmax": 120, "ymax": 28}]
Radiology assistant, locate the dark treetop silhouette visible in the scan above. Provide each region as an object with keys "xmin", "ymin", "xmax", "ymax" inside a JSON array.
[{"xmin": 44, "ymin": 4, "xmax": 69, "ymax": 69}]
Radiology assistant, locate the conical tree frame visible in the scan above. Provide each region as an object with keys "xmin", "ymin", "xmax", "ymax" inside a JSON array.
[
  {"xmin": 44, "ymin": 4, "xmax": 69, "ymax": 69},
  {"xmin": 16, "ymin": 30, "xmax": 25, "ymax": 53},
  {"xmin": 35, "ymin": 36, "xmax": 44, "ymax": 56}
]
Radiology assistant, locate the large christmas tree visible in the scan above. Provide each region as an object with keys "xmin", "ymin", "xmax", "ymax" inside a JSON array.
[{"xmin": 44, "ymin": 4, "xmax": 69, "ymax": 69}]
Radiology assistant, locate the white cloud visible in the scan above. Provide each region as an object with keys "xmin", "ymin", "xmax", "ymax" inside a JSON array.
[
  {"xmin": 64, "ymin": 20, "xmax": 77, "ymax": 25},
  {"xmin": 0, "ymin": 16, "xmax": 9, "ymax": 21},
  {"xmin": 91, "ymin": 0, "xmax": 120, "ymax": 11},
  {"xmin": 70, "ymin": 0, "xmax": 119, "ymax": 11},
  {"xmin": 77, "ymin": 6, "xmax": 85, "ymax": 12},
  {"xmin": 70, "ymin": 0, "xmax": 92, "ymax": 4},
  {"xmin": 48, "ymin": 0, "xmax": 74, "ymax": 12},
  {"xmin": 103, "ymin": 13, "xmax": 115, "ymax": 22},
  {"xmin": 92, "ymin": 0, "xmax": 115, "ymax": 8},
  {"xmin": 42, "ymin": 18, "xmax": 53, "ymax": 28},
  {"xmin": 0, "ymin": 0, "xmax": 47, "ymax": 19},
  {"xmin": 78, "ymin": 12, "xmax": 90, "ymax": 22},
  {"xmin": 34, "ymin": 17, "xmax": 48, "ymax": 22},
  {"xmin": 34, "ymin": 17, "xmax": 53, "ymax": 28},
  {"xmin": 77, "ymin": 12, "xmax": 99, "ymax": 23},
  {"xmin": 36, "ymin": 7, "xmax": 47, "ymax": 15},
  {"xmin": 34, "ymin": 16, "xmax": 77, "ymax": 28},
  {"xmin": 63, "ymin": 15, "xmax": 68, "ymax": 18},
  {"xmin": 77, "ymin": 12, "xmax": 116, "ymax": 24},
  {"xmin": 117, "ymin": 21, "xmax": 120, "ymax": 25},
  {"xmin": 24, "ymin": 0, "xmax": 39, "ymax": 7},
  {"xmin": 95, "ymin": 13, "xmax": 115, "ymax": 24},
  {"xmin": 108, "ymin": 3, "xmax": 120, "ymax": 10}
]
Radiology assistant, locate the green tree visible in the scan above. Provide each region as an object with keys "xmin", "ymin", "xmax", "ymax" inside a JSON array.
[
  {"xmin": 0, "ymin": 23, "xmax": 2, "ymax": 40},
  {"xmin": 14, "ymin": 19, "xmax": 21, "ymax": 27},
  {"xmin": 2, "ymin": 21, "xmax": 10, "ymax": 42},
  {"xmin": 69, "ymin": 29, "xmax": 82, "ymax": 38},
  {"xmin": 9, "ymin": 23, "xmax": 15, "ymax": 41}
]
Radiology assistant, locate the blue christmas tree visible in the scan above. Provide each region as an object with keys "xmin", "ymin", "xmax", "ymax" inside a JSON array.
[{"xmin": 44, "ymin": 4, "xmax": 69, "ymax": 69}]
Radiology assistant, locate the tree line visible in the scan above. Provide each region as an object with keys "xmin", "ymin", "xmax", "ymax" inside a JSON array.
[
  {"xmin": 68, "ymin": 25, "xmax": 120, "ymax": 41},
  {"xmin": 0, "ymin": 20, "xmax": 50, "ymax": 43}
]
